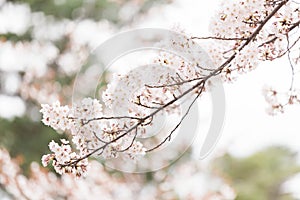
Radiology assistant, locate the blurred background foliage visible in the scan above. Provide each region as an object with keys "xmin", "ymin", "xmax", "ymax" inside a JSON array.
[
  {"xmin": 0, "ymin": 117, "xmax": 64, "ymax": 175},
  {"xmin": 214, "ymin": 147, "xmax": 300, "ymax": 200},
  {"xmin": 0, "ymin": 0, "xmax": 300, "ymax": 199},
  {"xmin": 8, "ymin": 0, "xmax": 168, "ymax": 23}
]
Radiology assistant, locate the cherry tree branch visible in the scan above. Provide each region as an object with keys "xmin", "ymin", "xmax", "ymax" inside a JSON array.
[
  {"xmin": 60, "ymin": 0, "xmax": 291, "ymax": 167},
  {"xmin": 191, "ymin": 36, "xmax": 247, "ymax": 41}
]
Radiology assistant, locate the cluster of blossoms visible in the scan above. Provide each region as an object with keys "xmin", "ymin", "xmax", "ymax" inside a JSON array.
[
  {"xmin": 263, "ymin": 86, "xmax": 300, "ymax": 115},
  {"xmin": 102, "ymin": 66, "xmax": 183, "ymax": 118},
  {"xmin": 41, "ymin": 98, "xmax": 148, "ymax": 176},
  {"xmin": 205, "ymin": 0, "xmax": 300, "ymax": 114},
  {"xmin": 206, "ymin": 0, "xmax": 266, "ymax": 72},
  {"xmin": 154, "ymin": 29, "xmax": 215, "ymax": 80},
  {"xmin": 42, "ymin": 139, "xmax": 88, "ymax": 177},
  {"xmin": 207, "ymin": 0, "xmax": 299, "ymax": 76},
  {"xmin": 40, "ymin": 101, "xmax": 71, "ymax": 132},
  {"xmin": 221, "ymin": 44, "xmax": 261, "ymax": 82}
]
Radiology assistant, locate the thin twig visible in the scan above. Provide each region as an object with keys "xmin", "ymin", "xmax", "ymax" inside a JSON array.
[
  {"xmin": 286, "ymin": 34, "xmax": 296, "ymax": 91},
  {"xmin": 146, "ymin": 82, "xmax": 204, "ymax": 152},
  {"xmin": 116, "ymin": 127, "xmax": 138, "ymax": 152}
]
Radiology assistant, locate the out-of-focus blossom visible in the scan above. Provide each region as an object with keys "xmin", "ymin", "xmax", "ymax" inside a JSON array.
[
  {"xmin": 0, "ymin": 41, "xmax": 58, "ymax": 76},
  {"xmin": 0, "ymin": 148, "xmax": 235, "ymax": 200},
  {"xmin": 71, "ymin": 19, "xmax": 115, "ymax": 49},
  {"xmin": 57, "ymin": 50, "xmax": 86, "ymax": 75},
  {"xmin": 32, "ymin": 13, "xmax": 69, "ymax": 42},
  {"xmin": 0, "ymin": 95, "xmax": 25, "ymax": 119},
  {"xmin": 1, "ymin": 72, "xmax": 21, "ymax": 95},
  {"xmin": 0, "ymin": 3, "xmax": 30, "ymax": 35}
]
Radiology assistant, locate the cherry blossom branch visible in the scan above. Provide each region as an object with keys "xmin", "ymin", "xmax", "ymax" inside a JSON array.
[
  {"xmin": 145, "ymin": 76, "xmax": 203, "ymax": 88},
  {"xmin": 82, "ymin": 116, "xmax": 142, "ymax": 125},
  {"xmin": 259, "ymin": 20, "xmax": 300, "ymax": 48},
  {"xmin": 239, "ymin": 0, "xmax": 289, "ymax": 50},
  {"xmin": 35, "ymin": 0, "xmax": 300, "ymax": 180},
  {"xmin": 58, "ymin": 0, "xmax": 292, "ymax": 168},
  {"xmin": 190, "ymin": 36, "xmax": 248, "ymax": 41}
]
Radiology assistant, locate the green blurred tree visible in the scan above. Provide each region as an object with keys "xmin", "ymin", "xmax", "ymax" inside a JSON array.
[
  {"xmin": 0, "ymin": 117, "xmax": 64, "ymax": 175},
  {"xmin": 213, "ymin": 146, "xmax": 300, "ymax": 200}
]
